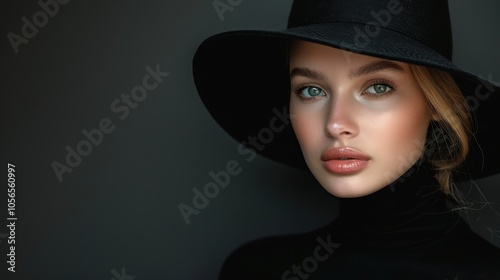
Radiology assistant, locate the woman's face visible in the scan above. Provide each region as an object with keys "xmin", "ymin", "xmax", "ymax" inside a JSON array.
[{"xmin": 289, "ymin": 40, "xmax": 435, "ymax": 198}]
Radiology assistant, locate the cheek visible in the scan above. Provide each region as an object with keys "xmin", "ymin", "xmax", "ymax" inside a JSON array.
[
  {"xmin": 290, "ymin": 104, "xmax": 324, "ymax": 157},
  {"xmin": 370, "ymin": 98, "xmax": 430, "ymax": 169}
]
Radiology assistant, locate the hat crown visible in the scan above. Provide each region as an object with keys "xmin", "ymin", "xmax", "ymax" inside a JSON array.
[{"xmin": 287, "ymin": 0, "xmax": 453, "ymax": 60}]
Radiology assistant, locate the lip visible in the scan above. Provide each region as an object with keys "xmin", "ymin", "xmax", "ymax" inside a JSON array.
[{"xmin": 321, "ymin": 147, "xmax": 371, "ymax": 174}]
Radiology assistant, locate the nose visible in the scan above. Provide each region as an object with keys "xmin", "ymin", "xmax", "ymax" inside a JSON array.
[{"xmin": 325, "ymin": 94, "xmax": 358, "ymax": 139}]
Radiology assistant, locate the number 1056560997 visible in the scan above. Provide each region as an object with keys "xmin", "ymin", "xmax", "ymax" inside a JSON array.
[{"xmin": 7, "ymin": 163, "xmax": 16, "ymax": 273}]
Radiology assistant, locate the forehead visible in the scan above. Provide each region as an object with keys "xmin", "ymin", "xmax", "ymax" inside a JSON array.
[{"xmin": 289, "ymin": 40, "xmax": 409, "ymax": 71}]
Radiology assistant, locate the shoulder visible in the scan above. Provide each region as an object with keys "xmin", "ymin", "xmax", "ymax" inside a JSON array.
[
  {"xmin": 218, "ymin": 234, "xmax": 308, "ymax": 280},
  {"xmin": 218, "ymin": 226, "xmax": 340, "ymax": 280}
]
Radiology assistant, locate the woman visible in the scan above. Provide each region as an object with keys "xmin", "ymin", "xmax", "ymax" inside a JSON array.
[{"xmin": 192, "ymin": 0, "xmax": 500, "ymax": 279}]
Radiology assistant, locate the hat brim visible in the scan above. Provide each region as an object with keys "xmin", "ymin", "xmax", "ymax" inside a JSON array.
[{"xmin": 193, "ymin": 22, "xmax": 500, "ymax": 180}]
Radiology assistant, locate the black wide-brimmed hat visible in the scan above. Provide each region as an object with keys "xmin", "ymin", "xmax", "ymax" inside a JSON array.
[{"xmin": 193, "ymin": 0, "xmax": 499, "ymax": 180}]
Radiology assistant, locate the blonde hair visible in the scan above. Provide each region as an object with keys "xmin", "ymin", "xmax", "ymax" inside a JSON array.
[{"xmin": 409, "ymin": 64, "xmax": 472, "ymax": 195}]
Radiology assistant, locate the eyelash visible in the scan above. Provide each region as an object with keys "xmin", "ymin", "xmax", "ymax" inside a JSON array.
[
  {"xmin": 292, "ymin": 83, "xmax": 324, "ymax": 101},
  {"xmin": 292, "ymin": 79, "xmax": 396, "ymax": 100},
  {"xmin": 362, "ymin": 79, "xmax": 396, "ymax": 99}
]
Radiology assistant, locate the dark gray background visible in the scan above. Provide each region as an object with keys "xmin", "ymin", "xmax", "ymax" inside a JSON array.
[{"xmin": 2, "ymin": 0, "xmax": 500, "ymax": 279}]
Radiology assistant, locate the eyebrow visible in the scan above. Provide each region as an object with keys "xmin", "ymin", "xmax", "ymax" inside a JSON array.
[
  {"xmin": 289, "ymin": 60, "xmax": 405, "ymax": 81},
  {"xmin": 289, "ymin": 67, "xmax": 327, "ymax": 81}
]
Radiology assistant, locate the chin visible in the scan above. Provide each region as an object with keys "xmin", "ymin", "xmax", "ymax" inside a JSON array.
[
  {"xmin": 322, "ymin": 187, "xmax": 359, "ymax": 198},
  {"xmin": 312, "ymin": 169, "xmax": 389, "ymax": 198}
]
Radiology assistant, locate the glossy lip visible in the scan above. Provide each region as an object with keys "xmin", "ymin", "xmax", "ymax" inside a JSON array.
[{"xmin": 321, "ymin": 147, "xmax": 371, "ymax": 174}]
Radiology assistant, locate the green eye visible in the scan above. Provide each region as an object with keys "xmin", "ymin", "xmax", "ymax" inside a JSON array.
[
  {"xmin": 300, "ymin": 86, "xmax": 325, "ymax": 98},
  {"xmin": 366, "ymin": 84, "xmax": 392, "ymax": 95}
]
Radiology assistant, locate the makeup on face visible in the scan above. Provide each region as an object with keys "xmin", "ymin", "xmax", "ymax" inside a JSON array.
[
  {"xmin": 321, "ymin": 146, "xmax": 371, "ymax": 175},
  {"xmin": 289, "ymin": 40, "xmax": 432, "ymax": 198}
]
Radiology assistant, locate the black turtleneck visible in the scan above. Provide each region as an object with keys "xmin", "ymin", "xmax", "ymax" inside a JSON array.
[{"xmin": 219, "ymin": 163, "xmax": 500, "ymax": 279}]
